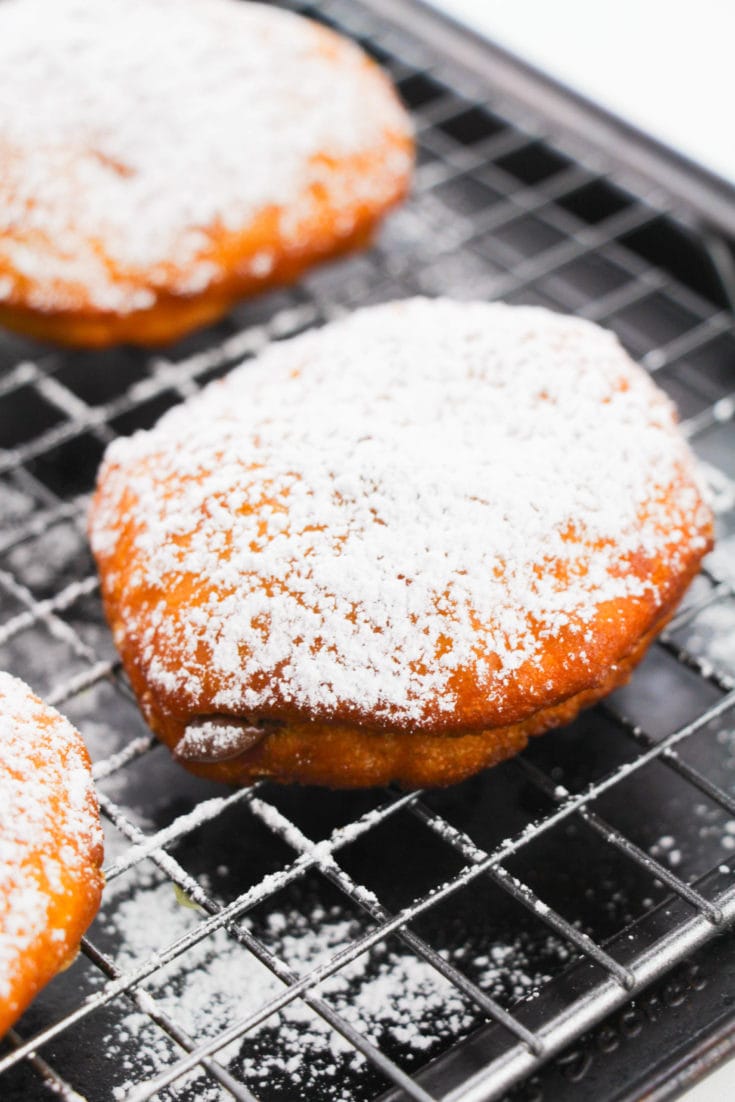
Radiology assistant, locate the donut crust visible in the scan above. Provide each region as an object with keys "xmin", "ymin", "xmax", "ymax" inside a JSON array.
[
  {"xmin": 89, "ymin": 300, "xmax": 713, "ymax": 790},
  {"xmin": 0, "ymin": 675, "xmax": 104, "ymax": 1037},
  {"xmin": 0, "ymin": 2, "xmax": 413, "ymax": 347}
]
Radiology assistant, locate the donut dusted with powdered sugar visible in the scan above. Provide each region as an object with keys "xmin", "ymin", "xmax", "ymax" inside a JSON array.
[
  {"xmin": 0, "ymin": 0, "xmax": 412, "ymax": 347},
  {"xmin": 0, "ymin": 673, "xmax": 104, "ymax": 1036},
  {"xmin": 89, "ymin": 298, "xmax": 712, "ymax": 787}
]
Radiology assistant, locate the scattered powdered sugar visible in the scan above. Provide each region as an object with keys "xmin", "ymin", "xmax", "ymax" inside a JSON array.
[
  {"xmin": 697, "ymin": 461, "xmax": 735, "ymax": 517},
  {"xmin": 0, "ymin": 0, "xmax": 411, "ymax": 312},
  {"xmin": 680, "ymin": 599, "xmax": 735, "ymax": 684},
  {"xmin": 0, "ymin": 480, "xmax": 35, "ymax": 532},
  {"xmin": 649, "ymin": 834, "xmax": 682, "ymax": 869},
  {"xmin": 90, "ymin": 299, "xmax": 710, "ymax": 730},
  {"xmin": 0, "ymin": 671, "xmax": 102, "ymax": 1014},
  {"xmin": 98, "ymin": 865, "xmax": 570, "ymax": 1100},
  {"xmin": 706, "ymin": 531, "xmax": 735, "ymax": 590}
]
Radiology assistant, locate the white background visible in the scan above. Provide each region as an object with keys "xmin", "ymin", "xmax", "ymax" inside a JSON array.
[
  {"xmin": 432, "ymin": 3, "xmax": 735, "ymax": 1099},
  {"xmin": 434, "ymin": 0, "xmax": 735, "ymax": 186}
]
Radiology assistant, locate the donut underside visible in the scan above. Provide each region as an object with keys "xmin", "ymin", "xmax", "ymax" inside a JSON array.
[
  {"xmin": 0, "ymin": 218, "xmax": 377, "ymax": 348},
  {"xmin": 129, "ymin": 568, "xmax": 695, "ymax": 790},
  {"xmin": 0, "ymin": 210, "xmax": 380, "ymax": 349},
  {"xmin": 0, "ymin": 140, "xmax": 411, "ymax": 349}
]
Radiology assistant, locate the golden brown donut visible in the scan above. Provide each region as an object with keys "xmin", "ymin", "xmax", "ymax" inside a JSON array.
[
  {"xmin": 89, "ymin": 299, "xmax": 713, "ymax": 788},
  {"xmin": 0, "ymin": 673, "xmax": 104, "ymax": 1037},
  {"xmin": 0, "ymin": 0, "xmax": 413, "ymax": 348}
]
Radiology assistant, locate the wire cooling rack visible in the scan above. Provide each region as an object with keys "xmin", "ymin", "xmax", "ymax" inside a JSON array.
[{"xmin": 2, "ymin": 1, "xmax": 735, "ymax": 1100}]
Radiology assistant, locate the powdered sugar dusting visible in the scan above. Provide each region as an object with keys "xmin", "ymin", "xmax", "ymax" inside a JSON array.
[
  {"xmin": 98, "ymin": 866, "xmax": 570, "ymax": 1100},
  {"xmin": 0, "ymin": 0, "xmax": 411, "ymax": 313},
  {"xmin": 0, "ymin": 671, "xmax": 102, "ymax": 1015},
  {"xmin": 90, "ymin": 298, "xmax": 710, "ymax": 729}
]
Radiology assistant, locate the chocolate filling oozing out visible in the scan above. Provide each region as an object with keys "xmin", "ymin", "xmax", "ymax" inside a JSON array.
[{"xmin": 174, "ymin": 716, "xmax": 284, "ymax": 764}]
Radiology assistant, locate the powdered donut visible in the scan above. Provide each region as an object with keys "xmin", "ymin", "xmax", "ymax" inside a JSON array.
[
  {"xmin": 89, "ymin": 299, "xmax": 713, "ymax": 788},
  {"xmin": 0, "ymin": 673, "xmax": 104, "ymax": 1037},
  {"xmin": 0, "ymin": 0, "xmax": 413, "ymax": 347}
]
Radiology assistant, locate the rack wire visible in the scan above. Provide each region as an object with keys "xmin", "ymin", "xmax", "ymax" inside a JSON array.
[{"xmin": 1, "ymin": 0, "xmax": 735, "ymax": 1099}]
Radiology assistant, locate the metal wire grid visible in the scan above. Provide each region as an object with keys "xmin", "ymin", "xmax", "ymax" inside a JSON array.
[{"xmin": 0, "ymin": 0, "xmax": 734, "ymax": 1099}]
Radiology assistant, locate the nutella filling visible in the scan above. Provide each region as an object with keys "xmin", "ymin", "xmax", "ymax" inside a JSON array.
[{"xmin": 174, "ymin": 716, "xmax": 282, "ymax": 764}]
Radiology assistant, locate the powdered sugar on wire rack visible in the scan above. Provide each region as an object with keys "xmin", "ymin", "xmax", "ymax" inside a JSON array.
[{"xmin": 96, "ymin": 861, "xmax": 570, "ymax": 1102}]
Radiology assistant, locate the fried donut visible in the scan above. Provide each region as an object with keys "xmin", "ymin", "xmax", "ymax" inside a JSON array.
[
  {"xmin": 0, "ymin": 0, "xmax": 413, "ymax": 348},
  {"xmin": 0, "ymin": 673, "xmax": 103, "ymax": 1037},
  {"xmin": 89, "ymin": 299, "xmax": 713, "ymax": 788}
]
